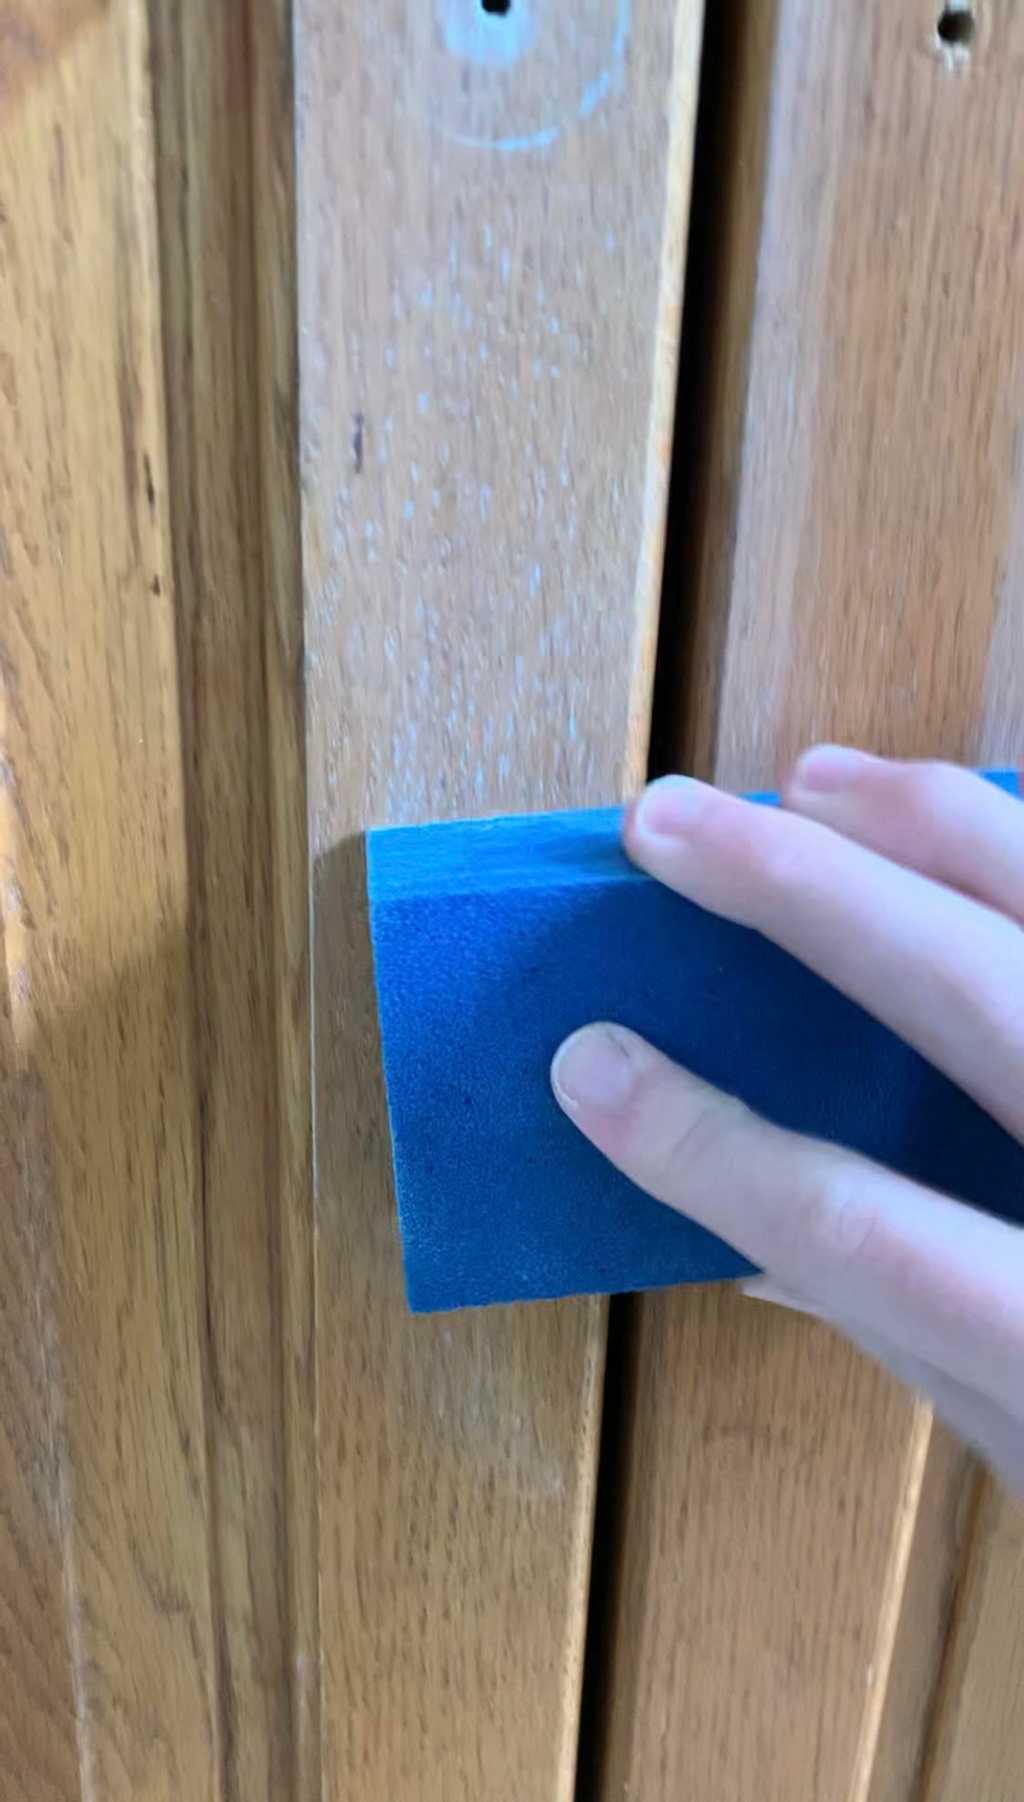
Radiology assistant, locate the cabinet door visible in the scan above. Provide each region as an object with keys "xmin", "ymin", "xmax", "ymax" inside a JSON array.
[
  {"xmin": 594, "ymin": 4, "xmax": 1024, "ymax": 1799},
  {"xmin": 2, "ymin": 2, "xmax": 1021, "ymax": 1799}
]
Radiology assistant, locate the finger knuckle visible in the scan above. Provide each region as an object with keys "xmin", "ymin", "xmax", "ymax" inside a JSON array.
[
  {"xmin": 937, "ymin": 919, "xmax": 1024, "ymax": 1048},
  {"xmin": 659, "ymin": 1091, "xmax": 748, "ymax": 1191},
  {"xmin": 793, "ymin": 1161, "xmax": 884, "ymax": 1279},
  {"xmin": 691, "ymin": 800, "xmax": 831, "ymax": 928},
  {"xmin": 897, "ymin": 760, "xmax": 969, "ymax": 840},
  {"xmin": 747, "ymin": 822, "xmax": 823, "ymax": 907},
  {"xmin": 698, "ymin": 799, "xmax": 813, "ymax": 902}
]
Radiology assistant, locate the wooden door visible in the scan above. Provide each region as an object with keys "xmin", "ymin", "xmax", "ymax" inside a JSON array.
[
  {"xmin": 1, "ymin": 1, "xmax": 1021, "ymax": 1798},
  {"xmin": 592, "ymin": 7, "xmax": 1024, "ymax": 1797}
]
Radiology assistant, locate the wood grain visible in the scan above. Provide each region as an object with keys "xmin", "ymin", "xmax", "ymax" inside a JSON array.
[
  {"xmin": 0, "ymin": 0, "xmax": 108, "ymax": 113},
  {"xmin": 682, "ymin": 0, "xmax": 1024, "ymax": 787},
  {"xmin": 296, "ymin": 0, "xmax": 703, "ymax": 1789},
  {"xmin": 0, "ymin": 1038, "xmax": 80, "ymax": 1800},
  {"xmin": 867, "ymin": 1427, "xmax": 978, "ymax": 1802},
  {"xmin": 923, "ymin": 1481, "xmax": 1024, "ymax": 1802},
  {"xmin": 3, "ymin": 0, "xmax": 1020, "ymax": 1794},
  {"xmin": 598, "ymin": 2, "xmax": 1024, "ymax": 1798},
  {"xmin": 147, "ymin": 1, "xmax": 314, "ymax": 1797},
  {"xmin": 246, "ymin": 0, "xmax": 322, "ymax": 1794},
  {"xmin": 0, "ymin": 3, "xmax": 222, "ymax": 1793}
]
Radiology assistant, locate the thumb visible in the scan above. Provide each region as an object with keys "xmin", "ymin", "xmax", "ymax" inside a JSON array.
[{"xmin": 551, "ymin": 1023, "xmax": 1024, "ymax": 1420}]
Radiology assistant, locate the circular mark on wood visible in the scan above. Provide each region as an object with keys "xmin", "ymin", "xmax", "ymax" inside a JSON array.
[{"xmin": 365, "ymin": 0, "xmax": 630, "ymax": 152}]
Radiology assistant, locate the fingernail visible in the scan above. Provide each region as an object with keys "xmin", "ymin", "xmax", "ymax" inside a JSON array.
[
  {"xmin": 551, "ymin": 1025, "xmax": 637, "ymax": 1113},
  {"xmin": 631, "ymin": 775, "xmax": 709, "ymax": 842},
  {"xmin": 791, "ymin": 744, "xmax": 870, "ymax": 795}
]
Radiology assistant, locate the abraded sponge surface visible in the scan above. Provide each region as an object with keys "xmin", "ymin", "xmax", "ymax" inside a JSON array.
[{"xmin": 368, "ymin": 774, "xmax": 1024, "ymax": 1313}]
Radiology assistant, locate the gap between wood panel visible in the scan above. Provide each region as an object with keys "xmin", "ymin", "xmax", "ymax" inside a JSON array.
[
  {"xmin": 916, "ymin": 1478, "xmax": 1024, "ymax": 1802},
  {"xmin": 573, "ymin": 5, "xmax": 769, "ymax": 1786},
  {"xmin": 647, "ymin": 0, "xmax": 781, "ymax": 786},
  {"xmin": 572, "ymin": 1295, "xmax": 641, "ymax": 1802}
]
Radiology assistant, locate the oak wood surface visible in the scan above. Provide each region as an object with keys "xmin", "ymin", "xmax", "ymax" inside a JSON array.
[
  {"xmin": 147, "ymin": 1, "xmax": 314, "ymax": 1797},
  {"xmin": 1, "ymin": 2, "xmax": 312, "ymax": 1795},
  {"xmin": 0, "ymin": 1039, "xmax": 80, "ymax": 1799},
  {"xmin": 296, "ymin": 0, "xmax": 703, "ymax": 1791},
  {"xmin": 867, "ymin": 1425, "xmax": 978, "ymax": 1802},
  {"xmin": 3, "ymin": 2, "xmax": 1021, "ymax": 1796},
  {"xmin": 597, "ymin": 2, "xmax": 1024, "ymax": 1798},
  {"xmin": 1, "ymin": 4, "xmax": 223, "ymax": 1792},
  {"xmin": 0, "ymin": 0, "xmax": 107, "ymax": 112},
  {"xmin": 246, "ymin": 0, "xmax": 323, "ymax": 1794},
  {"xmin": 923, "ymin": 1480, "xmax": 1024, "ymax": 1802}
]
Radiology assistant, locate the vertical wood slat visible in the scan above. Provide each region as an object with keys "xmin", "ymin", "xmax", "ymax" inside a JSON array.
[
  {"xmin": 296, "ymin": 0, "xmax": 704, "ymax": 1790},
  {"xmin": 0, "ymin": 1024, "xmax": 80, "ymax": 1799},
  {"xmin": 147, "ymin": 1, "xmax": 314, "ymax": 1799},
  {"xmin": 598, "ymin": 2, "xmax": 1024, "ymax": 1798},
  {"xmin": 246, "ymin": 1, "xmax": 323, "ymax": 1795},
  {"xmin": 922, "ymin": 1483, "xmax": 1024, "ymax": 1802},
  {"xmin": 148, "ymin": 8, "xmax": 285, "ymax": 1794},
  {"xmin": 0, "ymin": 4, "xmax": 223, "ymax": 1794},
  {"xmin": 1, "ymin": 1, "xmax": 312, "ymax": 1797},
  {"xmin": 866, "ymin": 1426, "xmax": 978, "ymax": 1802}
]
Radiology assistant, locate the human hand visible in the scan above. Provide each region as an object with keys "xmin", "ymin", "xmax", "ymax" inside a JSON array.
[{"xmin": 550, "ymin": 749, "xmax": 1024, "ymax": 1492}]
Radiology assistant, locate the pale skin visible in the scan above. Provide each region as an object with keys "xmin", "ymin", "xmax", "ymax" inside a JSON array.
[{"xmin": 550, "ymin": 747, "xmax": 1024, "ymax": 1493}]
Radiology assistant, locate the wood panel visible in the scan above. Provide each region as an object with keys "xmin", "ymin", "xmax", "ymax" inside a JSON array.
[
  {"xmin": 295, "ymin": 0, "xmax": 704, "ymax": 1790},
  {"xmin": 0, "ymin": 3, "xmax": 223, "ymax": 1793},
  {"xmin": 866, "ymin": 1425, "xmax": 978, "ymax": 1802},
  {"xmin": 147, "ymin": 1, "xmax": 314, "ymax": 1798},
  {"xmin": 598, "ymin": 2, "xmax": 1024, "ymax": 1798},
  {"xmin": 923, "ymin": 1480, "xmax": 1024, "ymax": 1802},
  {"xmin": 1, "ymin": 1, "xmax": 311, "ymax": 1796},
  {"xmin": 0, "ymin": 1029, "xmax": 80, "ymax": 1799},
  {"xmin": 245, "ymin": 1, "xmax": 323, "ymax": 1793}
]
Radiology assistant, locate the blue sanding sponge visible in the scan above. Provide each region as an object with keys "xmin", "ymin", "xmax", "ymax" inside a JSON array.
[{"xmin": 368, "ymin": 773, "xmax": 1024, "ymax": 1313}]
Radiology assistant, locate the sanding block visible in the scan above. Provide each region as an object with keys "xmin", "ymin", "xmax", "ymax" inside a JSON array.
[{"xmin": 368, "ymin": 772, "xmax": 1024, "ymax": 1313}]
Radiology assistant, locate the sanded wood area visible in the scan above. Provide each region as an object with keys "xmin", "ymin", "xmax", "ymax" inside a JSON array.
[
  {"xmin": 296, "ymin": 0, "xmax": 704, "ymax": 1791},
  {"xmin": 597, "ymin": 2, "xmax": 1024, "ymax": 1798},
  {"xmin": 0, "ymin": 5, "xmax": 222, "ymax": 1793}
]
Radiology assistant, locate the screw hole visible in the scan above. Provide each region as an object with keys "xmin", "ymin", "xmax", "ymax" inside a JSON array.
[
  {"xmin": 937, "ymin": 5, "xmax": 975, "ymax": 49},
  {"xmin": 481, "ymin": 0, "xmax": 512, "ymax": 14}
]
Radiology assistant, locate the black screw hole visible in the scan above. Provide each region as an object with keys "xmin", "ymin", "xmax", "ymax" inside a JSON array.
[
  {"xmin": 937, "ymin": 5, "xmax": 975, "ymax": 48},
  {"xmin": 481, "ymin": 0, "xmax": 512, "ymax": 15}
]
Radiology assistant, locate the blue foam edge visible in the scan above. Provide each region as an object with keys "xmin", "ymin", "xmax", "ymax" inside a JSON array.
[{"xmin": 367, "ymin": 770, "xmax": 1023, "ymax": 1313}]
